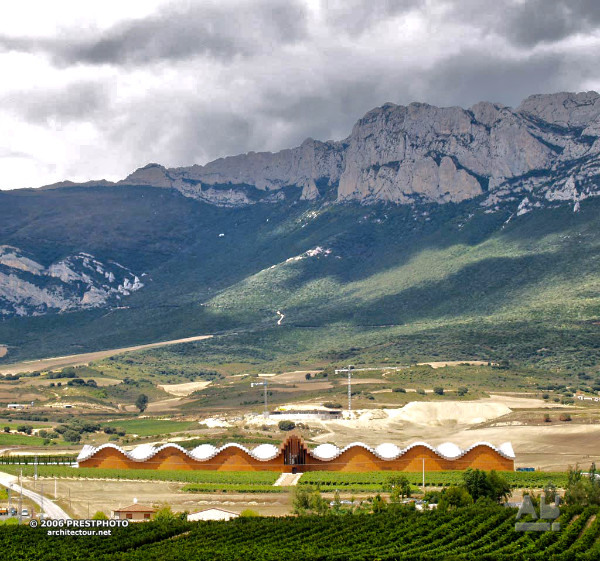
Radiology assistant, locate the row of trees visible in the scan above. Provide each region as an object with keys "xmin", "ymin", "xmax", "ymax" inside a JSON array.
[{"xmin": 292, "ymin": 469, "xmax": 511, "ymax": 516}]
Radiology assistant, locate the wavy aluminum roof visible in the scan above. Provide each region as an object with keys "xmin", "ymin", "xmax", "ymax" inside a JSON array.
[
  {"xmin": 76, "ymin": 442, "xmax": 281, "ymax": 463},
  {"xmin": 307, "ymin": 441, "xmax": 515, "ymax": 461},
  {"xmin": 77, "ymin": 440, "xmax": 514, "ymax": 464}
]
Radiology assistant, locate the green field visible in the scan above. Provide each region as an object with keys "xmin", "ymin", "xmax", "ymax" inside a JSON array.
[
  {"xmin": 102, "ymin": 419, "xmax": 198, "ymax": 436},
  {"xmin": 2, "ymin": 504, "xmax": 600, "ymax": 560},
  {"xmin": 0, "ymin": 433, "xmax": 47, "ymax": 446},
  {"xmin": 0, "ymin": 465, "xmax": 279, "ymax": 484},
  {"xmin": 0, "ymin": 464, "xmax": 569, "ymax": 491}
]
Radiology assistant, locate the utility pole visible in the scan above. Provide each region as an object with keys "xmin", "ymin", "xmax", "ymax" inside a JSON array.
[
  {"xmin": 40, "ymin": 484, "xmax": 44, "ymax": 518},
  {"xmin": 251, "ymin": 381, "xmax": 269, "ymax": 417},
  {"xmin": 18, "ymin": 470, "xmax": 22, "ymax": 524},
  {"xmin": 334, "ymin": 365, "xmax": 354, "ymax": 415},
  {"xmin": 34, "ymin": 455, "xmax": 38, "ymax": 482},
  {"xmin": 348, "ymin": 368, "xmax": 352, "ymax": 413},
  {"xmin": 422, "ymin": 458, "xmax": 425, "ymax": 490}
]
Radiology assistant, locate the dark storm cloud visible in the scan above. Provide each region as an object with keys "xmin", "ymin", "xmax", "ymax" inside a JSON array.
[
  {"xmin": 447, "ymin": 0, "xmax": 600, "ymax": 48},
  {"xmin": 1, "ymin": 0, "xmax": 599, "ymax": 190},
  {"xmin": 4, "ymin": 82, "xmax": 110, "ymax": 125},
  {"xmin": 421, "ymin": 50, "xmax": 570, "ymax": 109},
  {"xmin": 0, "ymin": 0, "xmax": 308, "ymax": 65}
]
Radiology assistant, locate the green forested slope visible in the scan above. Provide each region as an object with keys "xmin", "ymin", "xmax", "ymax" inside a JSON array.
[{"xmin": 1, "ymin": 185, "xmax": 599, "ymax": 371}]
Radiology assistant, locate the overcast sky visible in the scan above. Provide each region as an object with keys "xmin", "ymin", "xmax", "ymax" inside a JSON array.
[{"xmin": 1, "ymin": 0, "xmax": 599, "ymax": 190}]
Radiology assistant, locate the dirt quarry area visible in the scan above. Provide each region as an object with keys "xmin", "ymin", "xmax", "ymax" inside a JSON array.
[{"xmin": 271, "ymin": 394, "xmax": 600, "ymax": 471}]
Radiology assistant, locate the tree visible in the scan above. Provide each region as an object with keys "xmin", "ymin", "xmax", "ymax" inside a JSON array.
[
  {"xmin": 486, "ymin": 470, "xmax": 511, "ymax": 502},
  {"xmin": 292, "ymin": 486, "xmax": 328, "ymax": 515},
  {"xmin": 457, "ymin": 387, "xmax": 468, "ymax": 396},
  {"xmin": 463, "ymin": 469, "xmax": 490, "ymax": 501},
  {"xmin": 433, "ymin": 387, "xmax": 444, "ymax": 395},
  {"xmin": 386, "ymin": 475, "xmax": 411, "ymax": 501},
  {"xmin": 371, "ymin": 494, "xmax": 387, "ymax": 513},
  {"xmin": 63, "ymin": 430, "xmax": 81, "ymax": 443},
  {"xmin": 240, "ymin": 509, "xmax": 260, "ymax": 517},
  {"xmin": 292, "ymin": 486, "xmax": 312, "ymax": 515},
  {"xmin": 135, "ymin": 394, "xmax": 149, "ymax": 413},
  {"xmin": 3, "ymin": 427, "xmax": 9, "ymax": 433},
  {"xmin": 323, "ymin": 402, "xmax": 342, "ymax": 409},
  {"xmin": 305, "ymin": 373, "xmax": 312, "ymax": 380},
  {"xmin": 278, "ymin": 420, "xmax": 295, "ymax": 431},
  {"xmin": 438, "ymin": 486, "xmax": 473, "ymax": 511},
  {"xmin": 154, "ymin": 504, "xmax": 177, "ymax": 522},
  {"xmin": 565, "ymin": 464, "xmax": 600, "ymax": 506},
  {"xmin": 92, "ymin": 511, "xmax": 108, "ymax": 520},
  {"xmin": 330, "ymin": 490, "xmax": 343, "ymax": 515},
  {"xmin": 462, "ymin": 469, "xmax": 510, "ymax": 503}
]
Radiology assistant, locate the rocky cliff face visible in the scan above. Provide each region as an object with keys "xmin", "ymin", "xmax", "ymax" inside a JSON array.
[
  {"xmin": 0, "ymin": 246, "xmax": 144, "ymax": 318},
  {"xmin": 114, "ymin": 91, "xmax": 600, "ymax": 209}
]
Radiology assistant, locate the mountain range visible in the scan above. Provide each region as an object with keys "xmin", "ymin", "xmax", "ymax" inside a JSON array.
[
  {"xmin": 1, "ymin": 91, "xmax": 599, "ymax": 369},
  {"xmin": 44, "ymin": 90, "xmax": 600, "ymax": 210}
]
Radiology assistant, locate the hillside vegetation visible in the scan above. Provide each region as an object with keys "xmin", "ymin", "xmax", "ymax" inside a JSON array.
[{"xmin": 1, "ymin": 186, "xmax": 599, "ymax": 375}]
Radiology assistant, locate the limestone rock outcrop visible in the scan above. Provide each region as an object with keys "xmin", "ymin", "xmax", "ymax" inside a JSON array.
[{"xmin": 55, "ymin": 91, "xmax": 600, "ymax": 209}]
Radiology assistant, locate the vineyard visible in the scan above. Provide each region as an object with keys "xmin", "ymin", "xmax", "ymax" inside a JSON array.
[
  {"xmin": 181, "ymin": 483, "xmax": 284, "ymax": 493},
  {"xmin": 0, "ymin": 465, "xmax": 570, "ymax": 491},
  {"xmin": 300, "ymin": 470, "xmax": 570, "ymax": 490},
  {"xmin": 0, "ymin": 465, "xmax": 279, "ymax": 485},
  {"xmin": 1, "ymin": 504, "xmax": 599, "ymax": 560},
  {"xmin": 0, "ymin": 454, "xmax": 77, "ymax": 465}
]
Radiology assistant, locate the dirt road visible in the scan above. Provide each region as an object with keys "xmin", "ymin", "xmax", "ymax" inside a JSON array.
[{"xmin": 0, "ymin": 334, "xmax": 213, "ymax": 375}]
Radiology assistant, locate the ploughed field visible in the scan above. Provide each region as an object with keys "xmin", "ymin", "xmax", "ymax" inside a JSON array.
[{"xmin": 2, "ymin": 504, "xmax": 600, "ymax": 560}]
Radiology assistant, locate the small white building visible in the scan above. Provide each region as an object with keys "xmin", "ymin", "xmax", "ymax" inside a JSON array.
[{"xmin": 187, "ymin": 508, "xmax": 239, "ymax": 522}]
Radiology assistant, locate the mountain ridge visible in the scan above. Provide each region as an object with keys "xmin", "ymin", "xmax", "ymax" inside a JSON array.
[{"xmin": 38, "ymin": 90, "xmax": 600, "ymax": 210}]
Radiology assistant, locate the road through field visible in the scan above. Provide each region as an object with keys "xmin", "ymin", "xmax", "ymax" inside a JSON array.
[
  {"xmin": 0, "ymin": 334, "xmax": 213, "ymax": 375},
  {"xmin": 0, "ymin": 471, "xmax": 71, "ymax": 519}
]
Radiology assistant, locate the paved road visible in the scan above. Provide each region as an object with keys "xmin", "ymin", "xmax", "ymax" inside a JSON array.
[{"xmin": 0, "ymin": 472, "xmax": 71, "ymax": 519}]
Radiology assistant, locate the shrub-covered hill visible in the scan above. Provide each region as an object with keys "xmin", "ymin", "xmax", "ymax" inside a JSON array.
[{"xmin": 0, "ymin": 184, "xmax": 599, "ymax": 371}]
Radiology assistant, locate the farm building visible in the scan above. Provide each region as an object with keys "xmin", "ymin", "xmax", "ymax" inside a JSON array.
[
  {"xmin": 187, "ymin": 508, "xmax": 239, "ymax": 521},
  {"xmin": 111, "ymin": 503, "xmax": 155, "ymax": 521},
  {"xmin": 78, "ymin": 435, "xmax": 515, "ymax": 472}
]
